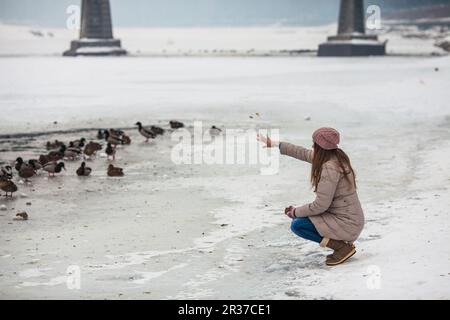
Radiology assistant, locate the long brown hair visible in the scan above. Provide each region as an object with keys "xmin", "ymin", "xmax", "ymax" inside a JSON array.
[{"xmin": 311, "ymin": 143, "xmax": 356, "ymax": 192}]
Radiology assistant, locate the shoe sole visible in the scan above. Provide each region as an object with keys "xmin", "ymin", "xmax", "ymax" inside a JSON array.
[{"xmin": 326, "ymin": 248, "xmax": 356, "ymax": 266}]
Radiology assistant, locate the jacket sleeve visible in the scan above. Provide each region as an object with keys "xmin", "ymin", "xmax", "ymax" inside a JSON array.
[
  {"xmin": 279, "ymin": 142, "xmax": 313, "ymax": 163},
  {"xmin": 294, "ymin": 164, "xmax": 341, "ymax": 217}
]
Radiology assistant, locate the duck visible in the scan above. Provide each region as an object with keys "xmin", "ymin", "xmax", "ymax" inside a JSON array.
[
  {"xmin": 108, "ymin": 129, "xmax": 131, "ymax": 145},
  {"xmin": 65, "ymin": 142, "xmax": 81, "ymax": 159},
  {"xmin": 83, "ymin": 145, "xmax": 95, "ymax": 158},
  {"xmin": 64, "ymin": 150, "xmax": 78, "ymax": 161},
  {"xmin": 19, "ymin": 163, "xmax": 36, "ymax": 181},
  {"xmin": 107, "ymin": 164, "xmax": 124, "ymax": 177},
  {"xmin": 71, "ymin": 138, "xmax": 86, "ymax": 148},
  {"xmin": 150, "ymin": 125, "xmax": 165, "ymax": 135},
  {"xmin": 68, "ymin": 141, "xmax": 82, "ymax": 153},
  {"xmin": 38, "ymin": 154, "xmax": 52, "ymax": 166},
  {"xmin": 209, "ymin": 125, "xmax": 222, "ymax": 136},
  {"xmin": 87, "ymin": 141, "xmax": 102, "ymax": 151},
  {"xmin": 121, "ymin": 134, "xmax": 131, "ymax": 145},
  {"xmin": 46, "ymin": 140, "xmax": 64, "ymax": 150},
  {"xmin": 28, "ymin": 159, "xmax": 42, "ymax": 171},
  {"xmin": 0, "ymin": 178, "xmax": 18, "ymax": 198},
  {"xmin": 83, "ymin": 141, "xmax": 102, "ymax": 158},
  {"xmin": 135, "ymin": 122, "xmax": 156, "ymax": 142},
  {"xmin": 97, "ymin": 129, "xmax": 106, "ymax": 140},
  {"xmin": 109, "ymin": 128, "xmax": 125, "ymax": 137},
  {"xmin": 169, "ymin": 120, "xmax": 184, "ymax": 129},
  {"xmin": 62, "ymin": 143, "xmax": 80, "ymax": 160},
  {"xmin": 0, "ymin": 165, "xmax": 13, "ymax": 180},
  {"xmin": 46, "ymin": 145, "xmax": 66, "ymax": 162},
  {"xmin": 105, "ymin": 143, "xmax": 116, "ymax": 160},
  {"xmin": 15, "ymin": 212, "xmax": 28, "ymax": 220},
  {"xmin": 104, "ymin": 130, "xmax": 123, "ymax": 147},
  {"xmin": 43, "ymin": 162, "xmax": 65, "ymax": 177},
  {"xmin": 76, "ymin": 162, "xmax": 92, "ymax": 176},
  {"xmin": 15, "ymin": 157, "xmax": 25, "ymax": 171}
]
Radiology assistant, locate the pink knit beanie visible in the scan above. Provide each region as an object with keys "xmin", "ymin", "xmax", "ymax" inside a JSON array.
[{"xmin": 312, "ymin": 127, "xmax": 340, "ymax": 150}]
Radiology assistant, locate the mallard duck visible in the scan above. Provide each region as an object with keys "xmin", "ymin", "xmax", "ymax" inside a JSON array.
[
  {"xmin": 46, "ymin": 145, "xmax": 65, "ymax": 162},
  {"xmin": 38, "ymin": 154, "xmax": 51, "ymax": 165},
  {"xmin": 88, "ymin": 141, "xmax": 102, "ymax": 151},
  {"xmin": 104, "ymin": 130, "xmax": 123, "ymax": 147},
  {"xmin": 83, "ymin": 146, "xmax": 95, "ymax": 158},
  {"xmin": 46, "ymin": 140, "xmax": 64, "ymax": 150},
  {"xmin": 28, "ymin": 159, "xmax": 42, "ymax": 171},
  {"xmin": 43, "ymin": 162, "xmax": 65, "ymax": 177},
  {"xmin": 83, "ymin": 141, "xmax": 102, "ymax": 157},
  {"xmin": 0, "ymin": 178, "xmax": 18, "ymax": 197},
  {"xmin": 135, "ymin": 122, "xmax": 155, "ymax": 142},
  {"xmin": 15, "ymin": 212, "xmax": 28, "ymax": 220},
  {"xmin": 72, "ymin": 138, "xmax": 86, "ymax": 148},
  {"xmin": 169, "ymin": 120, "xmax": 184, "ymax": 129},
  {"xmin": 97, "ymin": 129, "xmax": 106, "ymax": 140},
  {"xmin": 64, "ymin": 150, "xmax": 78, "ymax": 161},
  {"xmin": 110, "ymin": 128, "xmax": 125, "ymax": 137},
  {"xmin": 0, "ymin": 165, "xmax": 13, "ymax": 180},
  {"xmin": 15, "ymin": 157, "xmax": 25, "ymax": 171},
  {"xmin": 76, "ymin": 162, "xmax": 92, "ymax": 176},
  {"xmin": 68, "ymin": 142, "xmax": 82, "ymax": 153},
  {"xmin": 107, "ymin": 164, "xmax": 124, "ymax": 177},
  {"xmin": 121, "ymin": 134, "xmax": 131, "ymax": 145},
  {"xmin": 105, "ymin": 143, "xmax": 116, "ymax": 160},
  {"xmin": 209, "ymin": 125, "xmax": 222, "ymax": 136},
  {"xmin": 150, "ymin": 125, "xmax": 165, "ymax": 135},
  {"xmin": 19, "ymin": 164, "xmax": 36, "ymax": 181},
  {"xmin": 42, "ymin": 140, "xmax": 80, "ymax": 163},
  {"xmin": 63, "ymin": 143, "xmax": 80, "ymax": 160}
]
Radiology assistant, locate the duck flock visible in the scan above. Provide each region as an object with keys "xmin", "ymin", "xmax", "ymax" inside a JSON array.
[{"xmin": 0, "ymin": 120, "xmax": 188, "ymax": 199}]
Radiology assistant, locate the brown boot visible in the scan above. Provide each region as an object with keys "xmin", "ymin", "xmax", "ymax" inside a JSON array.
[
  {"xmin": 325, "ymin": 243, "xmax": 355, "ymax": 264},
  {"xmin": 320, "ymin": 238, "xmax": 356, "ymax": 266},
  {"xmin": 325, "ymin": 243, "xmax": 355, "ymax": 259}
]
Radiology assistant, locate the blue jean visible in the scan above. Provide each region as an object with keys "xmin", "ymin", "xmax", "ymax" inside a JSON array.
[{"xmin": 290, "ymin": 217, "xmax": 323, "ymax": 243}]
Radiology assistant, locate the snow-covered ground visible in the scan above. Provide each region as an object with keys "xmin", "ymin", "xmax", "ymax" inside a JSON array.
[{"xmin": 0, "ymin": 25, "xmax": 449, "ymax": 300}]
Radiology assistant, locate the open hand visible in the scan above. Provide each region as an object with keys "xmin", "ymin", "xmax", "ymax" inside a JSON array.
[{"xmin": 257, "ymin": 133, "xmax": 279, "ymax": 148}]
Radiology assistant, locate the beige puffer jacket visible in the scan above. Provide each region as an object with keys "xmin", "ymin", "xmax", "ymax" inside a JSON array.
[{"xmin": 280, "ymin": 142, "xmax": 364, "ymax": 242}]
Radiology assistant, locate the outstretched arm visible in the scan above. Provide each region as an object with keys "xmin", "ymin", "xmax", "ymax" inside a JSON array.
[
  {"xmin": 279, "ymin": 142, "xmax": 313, "ymax": 163},
  {"xmin": 257, "ymin": 134, "xmax": 313, "ymax": 163}
]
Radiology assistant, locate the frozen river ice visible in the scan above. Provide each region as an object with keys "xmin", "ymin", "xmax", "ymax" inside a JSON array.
[{"xmin": 0, "ymin": 55, "xmax": 449, "ymax": 299}]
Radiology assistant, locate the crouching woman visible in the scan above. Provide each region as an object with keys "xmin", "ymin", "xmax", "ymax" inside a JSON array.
[{"xmin": 257, "ymin": 127, "xmax": 364, "ymax": 266}]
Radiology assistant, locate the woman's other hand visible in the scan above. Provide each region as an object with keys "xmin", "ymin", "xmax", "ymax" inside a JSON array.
[{"xmin": 284, "ymin": 206, "xmax": 296, "ymax": 219}]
